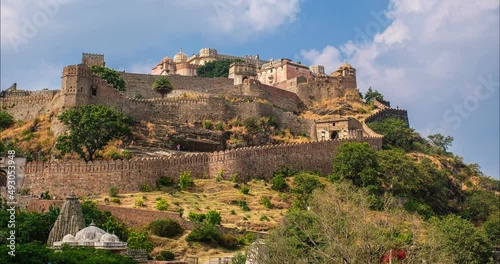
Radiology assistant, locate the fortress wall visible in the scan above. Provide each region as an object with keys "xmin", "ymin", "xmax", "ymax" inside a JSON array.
[
  {"xmin": 365, "ymin": 107, "xmax": 409, "ymax": 127},
  {"xmin": 120, "ymin": 73, "xmax": 235, "ymax": 99},
  {"xmin": 22, "ymin": 137, "xmax": 382, "ymax": 197},
  {"xmin": 248, "ymin": 82, "xmax": 305, "ymax": 113}
]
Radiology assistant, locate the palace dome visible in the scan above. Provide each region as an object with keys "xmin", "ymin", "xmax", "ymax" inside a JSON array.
[
  {"xmin": 173, "ymin": 49, "xmax": 188, "ymax": 63},
  {"xmin": 62, "ymin": 234, "xmax": 76, "ymax": 242},
  {"xmin": 340, "ymin": 62, "xmax": 353, "ymax": 68},
  {"xmin": 162, "ymin": 56, "xmax": 173, "ymax": 63},
  {"xmin": 74, "ymin": 222, "xmax": 107, "ymax": 242},
  {"xmin": 100, "ymin": 233, "xmax": 120, "ymax": 243}
]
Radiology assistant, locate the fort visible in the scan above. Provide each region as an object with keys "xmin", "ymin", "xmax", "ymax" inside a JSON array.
[{"xmin": 0, "ymin": 51, "xmax": 407, "ymax": 197}]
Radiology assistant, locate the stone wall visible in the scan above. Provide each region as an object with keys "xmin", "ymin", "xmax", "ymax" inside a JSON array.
[
  {"xmin": 365, "ymin": 106, "xmax": 409, "ymax": 127},
  {"xmin": 22, "ymin": 137, "xmax": 382, "ymax": 198}
]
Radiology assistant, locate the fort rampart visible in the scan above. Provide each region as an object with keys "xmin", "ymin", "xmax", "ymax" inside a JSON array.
[{"xmin": 22, "ymin": 137, "xmax": 382, "ymax": 198}]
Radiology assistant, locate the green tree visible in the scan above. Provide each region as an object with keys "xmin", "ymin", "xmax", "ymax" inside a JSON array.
[
  {"xmin": 127, "ymin": 231, "xmax": 154, "ymax": 253},
  {"xmin": 291, "ymin": 172, "xmax": 324, "ymax": 209},
  {"xmin": 427, "ymin": 133, "xmax": 453, "ymax": 154},
  {"xmin": 367, "ymin": 118, "xmax": 416, "ymax": 151},
  {"xmin": 0, "ymin": 111, "xmax": 14, "ymax": 130},
  {"xmin": 461, "ymin": 190, "xmax": 499, "ymax": 223},
  {"xmin": 330, "ymin": 142, "xmax": 380, "ymax": 191},
  {"xmin": 55, "ymin": 105, "xmax": 132, "ymax": 162},
  {"xmin": 90, "ymin": 65, "xmax": 126, "ymax": 92},
  {"xmin": 363, "ymin": 87, "xmax": 384, "ymax": 103},
  {"xmin": 152, "ymin": 76, "xmax": 174, "ymax": 99},
  {"xmin": 377, "ymin": 149, "xmax": 421, "ymax": 197},
  {"xmin": 427, "ymin": 215, "xmax": 492, "ymax": 263},
  {"xmin": 196, "ymin": 59, "xmax": 240, "ymax": 78},
  {"xmin": 149, "ymin": 218, "xmax": 183, "ymax": 238},
  {"xmin": 205, "ymin": 210, "xmax": 222, "ymax": 225}
]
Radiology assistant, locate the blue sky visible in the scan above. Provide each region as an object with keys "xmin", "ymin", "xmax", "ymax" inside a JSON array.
[{"xmin": 1, "ymin": 0, "xmax": 499, "ymax": 178}]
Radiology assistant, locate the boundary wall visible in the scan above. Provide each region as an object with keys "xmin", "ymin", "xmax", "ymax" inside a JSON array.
[{"xmin": 23, "ymin": 137, "xmax": 382, "ymax": 197}]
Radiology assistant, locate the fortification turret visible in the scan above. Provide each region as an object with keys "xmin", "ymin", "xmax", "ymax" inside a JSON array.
[
  {"xmin": 229, "ymin": 62, "xmax": 257, "ymax": 85},
  {"xmin": 61, "ymin": 64, "xmax": 92, "ymax": 107},
  {"xmin": 82, "ymin": 53, "xmax": 105, "ymax": 67}
]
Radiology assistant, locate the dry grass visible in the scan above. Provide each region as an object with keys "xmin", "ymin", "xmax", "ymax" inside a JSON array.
[{"xmin": 1, "ymin": 114, "xmax": 56, "ymax": 154}]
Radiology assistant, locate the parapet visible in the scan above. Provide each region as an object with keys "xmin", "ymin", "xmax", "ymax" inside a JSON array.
[{"xmin": 82, "ymin": 53, "xmax": 105, "ymax": 67}]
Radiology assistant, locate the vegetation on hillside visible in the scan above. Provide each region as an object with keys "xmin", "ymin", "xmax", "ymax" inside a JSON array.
[
  {"xmin": 196, "ymin": 59, "xmax": 241, "ymax": 78},
  {"xmin": 55, "ymin": 105, "xmax": 133, "ymax": 162},
  {"xmin": 90, "ymin": 65, "xmax": 126, "ymax": 92},
  {"xmin": 0, "ymin": 111, "xmax": 14, "ymax": 130}
]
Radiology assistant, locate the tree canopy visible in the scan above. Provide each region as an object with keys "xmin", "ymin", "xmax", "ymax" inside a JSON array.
[
  {"xmin": 55, "ymin": 105, "xmax": 132, "ymax": 162},
  {"xmin": 196, "ymin": 59, "xmax": 241, "ymax": 78},
  {"xmin": 152, "ymin": 76, "xmax": 174, "ymax": 98},
  {"xmin": 363, "ymin": 87, "xmax": 384, "ymax": 103},
  {"xmin": 367, "ymin": 118, "xmax": 416, "ymax": 151},
  {"xmin": 427, "ymin": 133, "xmax": 453, "ymax": 154},
  {"xmin": 90, "ymin": 65, "xmax": 126, "ymax": 92}
]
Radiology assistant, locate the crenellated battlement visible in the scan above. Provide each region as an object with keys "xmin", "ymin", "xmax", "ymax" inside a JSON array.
[{"xmin": 22, "ymin": 136, "xmax": 382, "ymax": 197}]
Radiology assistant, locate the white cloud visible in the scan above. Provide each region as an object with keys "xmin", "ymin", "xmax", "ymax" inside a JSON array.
[{"xmin": 300, "ymin": 45, "xmax": 342, "ymax": 73}]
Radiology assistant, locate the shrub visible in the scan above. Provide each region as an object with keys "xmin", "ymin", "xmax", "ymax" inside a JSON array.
[
  {"xmin": 135, "ymin": 197, "xmax": 145, "ymax": 207},
  {"xmin": 240, "ymin": 186, "xmax": 250, "ymax": 195},
  {"xmin": 156, "ymin": 250, "xmax": 175, "ymax": 261},
  {"xmin": 271, "ymin": 175, "xmax": 287, "ymax": 192},
  {"xmin": 260, "ymin": 196, "xmax": 272, "ymax": 208},
  {"xmin": 186, "ymin": 222, "xmax": 220, "ymax": 243},
  {"xmin": 155, "ymin": 198, "xmax": 169, "ymax": 211},
  {"xmin": 203, "ymin": 120, "xmax": 213, "ymax": 129},
  {"xmin": 127, "ymin": 231, "xmax": 154, "ymax": 253},
  {"xmin": 149, "ymin": 218, "xmax": 183, "ymax": 238},
  {"xmin": 121, "ymin": 149, "xmax": 133, "ymax": 159},
  {"xmin": 236, "ymin": 200, "xmax": 250, "ymax": 211},
  {"xmin": 188, "ymin": 212, "xmax": 206, "ymax": 222},
  {"xmin": 260, "ymin": 215, "xmax": 270, "ymax": 221},
  {"xmin": 109, "ymin": 186, "xmax": 119, "ymax": 197},
  {"xmin": 215, "ymin": 121, "xmax": 224, "ymax": 131},
  {"xmin": 157, "ymin": 176, "xmax": 174, "ymax": 187},
  {"xmin": 218, "ymin": 233, "xmax": 240, "ymax": 249},
  {"xmin": 140, "ymin": 183, "xmax": 152, "ymax": 192},
  {"xmin": 206, "ymin": 210, "xmax": 222, "ymax": 225},
  {"xmin": 232, "ymin": 252, "xmax": 247, "ymax": 264},
  {"xmin": 0, "ymin": 111, "xmax": 14, "ymax": 129},
  {"xmin": 231, "ymin": 173, "xmax": 238, "ymax": 182},
  {"xmin": 179, "ymin": 171, "xmax": 193, "ymax": 190},
  {"xmin": 110, "ymin": 198, "xmax": 121, "ymax": 204},
  {"xmin": 216, "ymin": 170, "xmax": 224, "ymax": 182}
]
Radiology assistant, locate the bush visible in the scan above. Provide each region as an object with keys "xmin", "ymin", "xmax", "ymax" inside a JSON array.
[
  {"xmin": 188, "ymin": 212, "xmax": 206, "ymax": 222},
  {"xmin": 156, "ymin": 250, "xmax": 175, "ymax": 261},
  {"xmin": 140, "ymin": 183, "xmax": 152, "ymax": 192},
  {"xmin": 240, "ymin": 186, "xmax": 250, "ymax": 195},
  {"xmin": 135, "ymin": 197, "xmax": 145, "ymax": 207},
  {"xmin": 236, "ymin": 200, "xmax": 250, "ymax": 211},
  {"xmin": 232, "ymin": 252, "xmax": 247, "ymax": 264},
  {"xmin": 203, "ymin": 120, "xmax": 213, "ymax": 129},
  {"xmin": 127, "ymin": 231, "xmax": 154, "ymax": 253},
  {"xmin": 260, "ymin": 196, "xmax": 272, "ymax": 208},
  {"xmin": 271, "ymin": 175, "xmax": 288, "ymax": 192},
  {"xmin": 109, "ymin": 186, "xmax": 119, "ymax": 197},
  {"xmin": 157, "ymin": 176, "xmax": 174, "ymax": 187},
  {"xmin": 149, "ymin": 218, "xmax": 183, "ymax": 238},
  {"xmin": 110, "ymin": 198, "xmax": 121, "ymax": 204},
  {"xmin": 0, "ymin": 111, "xmax": 14, "ymax": 129},
  {"xmin": 186, "ymin": 222, "xmax": 220, "ymax": 243},
  {"xmin": 215, "ymin": 121, "xmax": 224, "ymax": 131},
  {"xmin": 218, "ymin": 233, "xmax": 240, "ymax": 249},
  {"xmin": 206, "ymin": 210, "xmax": 222, "ymax": 225},
  {"xmin": 179, "ymin": 171, "xmax": 193, "ymax": 190},
  {"xmin": 155, "ymin": 198, "xmax": 169, "ymax": 211},
  {"xmin": 260, "ymin": 215, "xmax": 270, "ymax": 221}
]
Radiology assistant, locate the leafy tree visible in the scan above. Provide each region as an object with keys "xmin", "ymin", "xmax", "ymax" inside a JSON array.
[
  {"xmin": 427, "ymin": 215, "xmax": 492, "ymax": 263},
  {"xmin": 0, "ymin": 111, "xmax": 14, "ymax": 129},
  {"xmin": 152, "ymin": 76, "xmax": 174, "ymax": 98},
  {"xmin": 483, "ymin": 211, "xmax": 500, "ymax": 246},
  {"xmin": 461, "ymin": 190, "xmax": 499, "ymax": 223},
  {"xmin": 377, "ymin": 149, "xmax": 421, "ymax": 197},
  {"xmin": 55, "ymin": 105, "xmax": 132, "ymax": 162},
  {"xmin": 330, "ymin": 142, "xmax": 380, "ymax": 191},
  {"xmin": 179, "ymin": 171, "xmax": 193, "ymax": 190},
  {"xmin": 267, "ymin": 183, "xmax": 414, "ymax": 263},
  {"xmin": 367, "ymin": 118, "xmax": 416, "ymax": 151},
  {"xmin": 196, "ymin": 59, "xmax": 241, "ymax": 78},
  {"xmin": 363, "ymin": 87, "xmax": 384, "ymax": 103},
  {"xmin": 186, "ymin": 221, "xmax": 220, "ymax": 243},
  {"xmin": 427, "ymin": 133, "xmax": 453, "ymax": 154},
  {"xmin": 90, "ymin": 65, "xmax": 126, "ymax": 92},
  {"xmin": 291, "ymin": 172, "xmax": 324, "ymax": 209}
]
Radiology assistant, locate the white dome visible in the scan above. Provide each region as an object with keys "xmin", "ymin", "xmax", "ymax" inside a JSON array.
[
  {"xmin": 173, "ymin": 49, "xmax": 188, "ymax": 63},
  {"xmin": 75, "ymin": 224, "xmax": 107, "ymax": 242},
  {"xmin": 62, "ymin": 234, "xmax": 76, "ymax": 242},
  {"xmin": 100, "ymin": 233, "xmax": 120, "ymax": 243}
]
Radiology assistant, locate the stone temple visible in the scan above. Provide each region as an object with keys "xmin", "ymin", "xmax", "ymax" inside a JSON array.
[{"xmin": 47, "ymin": 192, "xmax": 127, "ymax": 251}]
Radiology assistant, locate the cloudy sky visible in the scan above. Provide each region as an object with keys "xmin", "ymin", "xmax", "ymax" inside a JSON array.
[{"xmin": 1, "ymin": 0, "xmax": 499, "ymax": 178}]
